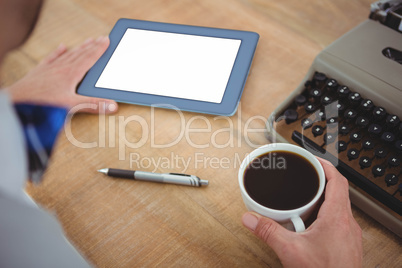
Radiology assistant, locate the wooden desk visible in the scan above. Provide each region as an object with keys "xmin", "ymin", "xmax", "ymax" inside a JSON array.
[{"xmin": 1, "ymin": 0, "xmax": 401, "ymax": 266}]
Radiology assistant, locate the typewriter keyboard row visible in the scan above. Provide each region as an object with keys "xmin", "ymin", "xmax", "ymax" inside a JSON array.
[{"xmin": 274, "ymin": 72, "xmax": 401, "ymax": 215}]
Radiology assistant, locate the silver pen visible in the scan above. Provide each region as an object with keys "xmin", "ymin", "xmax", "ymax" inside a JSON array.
[{"xmin": 98, "ymin": 168, "xmax": 209, "ymax": 187}]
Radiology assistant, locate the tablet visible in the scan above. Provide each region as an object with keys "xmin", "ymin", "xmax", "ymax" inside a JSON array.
[{"xmin": 77, "ymin": 19, "xmax": 259, "ymax": 116}]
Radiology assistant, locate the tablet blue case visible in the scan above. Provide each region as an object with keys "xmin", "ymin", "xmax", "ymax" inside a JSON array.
[{"xmin": 77, "ymin": 19, "xmax": 259, "ymax": 116}]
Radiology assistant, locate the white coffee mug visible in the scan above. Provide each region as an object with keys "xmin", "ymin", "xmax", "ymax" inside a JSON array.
[{"xmin": 238, "ymin": 143, "xmax": 325, "ymax": 232}]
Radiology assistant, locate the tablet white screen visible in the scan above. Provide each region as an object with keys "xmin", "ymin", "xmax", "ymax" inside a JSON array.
[{"xmin": 95, "ymin": 29, "xmax": 241, "ymax": 103}]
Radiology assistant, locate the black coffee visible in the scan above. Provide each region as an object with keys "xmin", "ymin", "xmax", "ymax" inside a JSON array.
[{"xmin": 244, "ymin": 150, "xmax": 319, "ymax": 210}]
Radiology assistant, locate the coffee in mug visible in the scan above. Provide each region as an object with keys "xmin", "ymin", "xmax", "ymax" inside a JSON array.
[
  {"xmin": 238, "ymin": 143, "xmax": 325, "ymax": 232},
  {"xmin": 243, "ymin": 151, "xmax": 320, "ymax": 210}
]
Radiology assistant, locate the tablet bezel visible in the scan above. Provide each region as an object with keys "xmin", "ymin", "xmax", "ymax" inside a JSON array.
[{"xmin": 77, "ymin": 19, "xmax": 259, "ymax": 116}]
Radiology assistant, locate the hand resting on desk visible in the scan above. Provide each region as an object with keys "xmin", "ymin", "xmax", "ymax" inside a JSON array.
[
  {"xmin": 5, "ymin": 36, "xmax": 118, "ymax": 114},
  {"xmin": 242, "ymin": 158, "xmax": 363, "ymax": 268}
]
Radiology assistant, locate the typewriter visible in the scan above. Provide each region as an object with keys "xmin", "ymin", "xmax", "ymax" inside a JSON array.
[{"xmin": 266, "ymin": 0, "xmax": 402, "ymax": 237}]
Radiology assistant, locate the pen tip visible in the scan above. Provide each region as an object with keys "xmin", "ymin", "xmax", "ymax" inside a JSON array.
[
  {"xmin": 98, "ymin": 168, "xmax": 108, "ymax": 174},
  {"xmin": 200, "ymin": 180, "xmax": 209, "ymax": 186}
]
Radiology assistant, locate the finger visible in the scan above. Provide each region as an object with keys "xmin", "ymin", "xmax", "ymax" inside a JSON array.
[
  {"xmin": 80, "ymin": 37, "xmax": 96, "ymax": 48},
  {"xmin": 316, "ymin": 157, "xmax": 343, "ymax": 183},
  {"xmin": 316, "ymin": 158, "xmax": 353, "ymax": 215},
  {"xmin": 67, "ymin": 95, "xmax": 118, "ymax": 114},
  {"xmin": 66, "ymin": 37, "xmax": 96, "ymax": 59},
  {"xmin": 242, "ymin": 212, "xmax": 294, "ymax": 253},
  {"xmin": 40, "ymin": 43, "xmax": 68, "ymax": 65},
  {"xmin": 317, "ymin": 157, "xmax": 350, "ymax": 201},
  {"xmin": 55, "ymin": 38, "xmax": 94, "ymax": 63},
  {"xmin": 68, "ymin": 36, "xmax": 109, "ymax": 73}
]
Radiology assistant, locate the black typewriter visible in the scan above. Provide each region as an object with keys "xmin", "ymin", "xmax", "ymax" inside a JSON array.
[{"xmin": 266, "ymin": 0, "xmax": 402, "ymax": 237}]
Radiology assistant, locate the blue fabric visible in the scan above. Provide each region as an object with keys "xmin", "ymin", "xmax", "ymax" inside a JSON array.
[{"xmin": 14, "ymin": 104, "xmax": 67, "ymax": 183}]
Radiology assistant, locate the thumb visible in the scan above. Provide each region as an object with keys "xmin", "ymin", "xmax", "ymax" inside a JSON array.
[
  {"xmin": 68, "ymin": 96, "xmax": 119, "ymax": 114},
  {"xmin": 242, "ymin": 212, "xmax": 293, "ymax": 251}
]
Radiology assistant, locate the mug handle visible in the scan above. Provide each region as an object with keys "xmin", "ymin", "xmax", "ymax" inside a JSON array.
[{"xmin": 291, "ymin": 216, "xmax": 305, "ymax": 232}]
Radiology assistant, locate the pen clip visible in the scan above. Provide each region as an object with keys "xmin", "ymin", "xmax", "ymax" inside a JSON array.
[{"xmin": 168, "ymin": 173, "xmax": 191, "ymax": 177}]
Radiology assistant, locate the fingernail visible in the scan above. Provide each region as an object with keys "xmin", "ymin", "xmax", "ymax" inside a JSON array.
[
  {"xmin": 96, "ymin": 36, "xmax": 108, "ymax": 43},
  {"xmin": 83, "ymin": 38, "xmax": 94, "ymax": 45},
  {"xmin": 242, "ymin": 213, "xmax": 259, "ymax": 231},
  {"xmin": 317, "ymin": 157, "xmax": 332, "ymax": 166},
  {"xmin": 107, "ymin": 103, "xmax": 118, "ymax": 113}
]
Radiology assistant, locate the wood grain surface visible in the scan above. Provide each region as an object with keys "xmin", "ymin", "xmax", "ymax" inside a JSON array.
[{"xmin": 1, "ymin": 0, "xmax": 401, "ymax": 267}]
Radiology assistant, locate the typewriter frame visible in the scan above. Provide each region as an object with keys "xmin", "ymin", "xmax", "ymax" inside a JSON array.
[{"xmin": 266, "ymin": 19, "xmax": 402, "ymax": 237}]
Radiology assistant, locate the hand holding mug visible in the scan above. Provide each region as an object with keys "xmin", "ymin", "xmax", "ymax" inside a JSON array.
[
  {"xmin": 241, "ymin": 154, "xmax": 363, "ymax": 267},
  {"xmin": 238, "ymin": 143, "xmax": 325, "ymax": 231}
]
